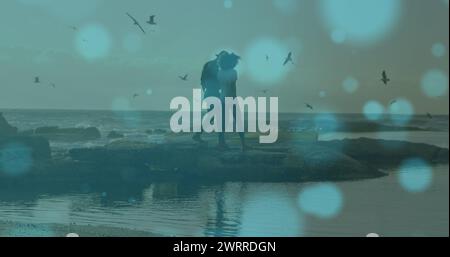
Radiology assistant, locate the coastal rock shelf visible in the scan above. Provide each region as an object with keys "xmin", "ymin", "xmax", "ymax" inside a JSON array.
[
  {"xmin": 0, "ymin": 136, "xmax": 51, "ymax": 162},
  {"xmin": 20, "ymin": 126, "xmax": 101, "ymax": 141},
  {"xmin": 64, "ymin": 137, "xmax": 448, "ymax": 183},
  {"xmin": 316, "ymin": 138, "xmax": 449, "ymax": 166},
  {"xmin": 1, "ymin": 133, "xmax": 448, "ymax": 186},
  {"xmin": 67, "ymin": 140, "xmax": 385, "ymax": 182},
  {"xmin": 1, "ymin": 110, "xmax": 448, "ymax": 185}
]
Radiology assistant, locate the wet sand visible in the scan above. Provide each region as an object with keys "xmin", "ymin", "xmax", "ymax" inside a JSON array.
[{"xmin": 0, "ymin": 221, "xmax": 160, "ymax": 237}]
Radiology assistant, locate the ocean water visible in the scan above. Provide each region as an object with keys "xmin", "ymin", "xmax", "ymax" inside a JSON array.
[{"xmin": 0, "ymin": 110, "xmax": 448, "ymax": 236}]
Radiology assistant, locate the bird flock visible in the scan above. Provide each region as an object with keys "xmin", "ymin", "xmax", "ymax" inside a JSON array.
[
  {"xmin": 126, "ymin": 12, "xmax": 157, "ymax": 34},
  {"xmin": 31, "ymin": 12, "xmax": 434, "ymax": 120}
]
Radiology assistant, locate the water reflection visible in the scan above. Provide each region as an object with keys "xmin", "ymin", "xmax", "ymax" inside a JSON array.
[{"xmin": 0, "ymin": 167, "xmax": 448, "ymax": 236}]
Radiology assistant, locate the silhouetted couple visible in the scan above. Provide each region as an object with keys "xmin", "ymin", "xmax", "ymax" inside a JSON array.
[{"xmin": 193, "ymin": 51, "xmax": 247, "ymax": 151}]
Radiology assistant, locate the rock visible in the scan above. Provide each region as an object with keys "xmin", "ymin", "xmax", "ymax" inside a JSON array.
[
  {"xmin": 336, "ymin": 121, "xmax": 431, "ymax": 132},
  {"xmin": 4, "ymin": 136, "xmax": 447, "ymax": 185},
  {"xmin": 34, "ymin": 126, "xmax": 59, "ymax": 134},
  {"xmin": 107, "ymin": 131, "xmax": 124, "ymax": 139},
  {"xmin": 18, "ymin": 129, "xmax": 35, "ymax": 136},
  {"xmin": 0, "ymin": 114, "xmax": 51, "ymax": 176},
  {"xmin": 32, "ymin": 126, "xmax": 101, "ymax": 141},
  {"xmin": 316, "ymin": 138, "xmax": 449, "ymax": 166},
  {"xmin": 146, "ymin": 129, "xmax": 167, "ymax": 135},
  {"xmin": 281, "ymin": 120, "xmax": 435, "ymax": 133},
  {"xmin": 0, "ymin": 136, "xmax": 51, "ymax": 161},
  {"xmin": 0, "ymin": 112, "xmax": 18, "ymax": 137},
  {"xmin": 69, "ymin": 140, "xmax": 385, "ymax": 182},
  {"xmin": 0, "ymin": 136, "xmax": 52, "ymax": 176},
  {"xmin": 290, "ymin": 145, "xmax": 382, "ymax": 181}
]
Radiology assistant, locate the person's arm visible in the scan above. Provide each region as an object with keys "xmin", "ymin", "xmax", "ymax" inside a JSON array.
[
  {"xmin": 200, "ymin": 63, "xmax": 209, "ymax": 92},
  {"xmin": 232, "ymin": 70, "xmax": 238, "ymax": 89}
]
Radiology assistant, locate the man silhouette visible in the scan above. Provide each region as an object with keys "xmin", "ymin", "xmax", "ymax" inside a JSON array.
[{"xmin": 192, "ymin": 51, "xmax": 229, "ymax": 143}]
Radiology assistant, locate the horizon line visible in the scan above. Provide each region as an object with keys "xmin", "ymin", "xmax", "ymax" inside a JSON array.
[{"xmin": 0, "ymin": 107, "xmax": 449, "ymax": 116}]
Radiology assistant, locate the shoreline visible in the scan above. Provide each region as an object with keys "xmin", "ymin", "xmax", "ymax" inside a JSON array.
[{"xmin": 0, "ymin": 221, "xmax": 160, "ymax": 237}]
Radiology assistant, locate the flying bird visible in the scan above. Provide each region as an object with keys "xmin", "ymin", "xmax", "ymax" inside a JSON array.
[
  {"xmin": 283, "ymin": 52, "xmax": 293, "ymax": 66},
  {"xmin": 390, "ymin": 99, "xmax": 397, "ymax": 106},
  {"xmin": 426, "ymin": 112, "xmax": 433, "ymax": 119},
  {"xmin": 381, "ymin": 70, "xmax": 390, "ymax": 85},
  {"xmin": 126, "ymin": 12, "xmax": 145, "ymax": 34},
  {"xmin": 68, "ymin": 26, "xmax": 78, "ymax": 31},
  {"xmin": 265, "ymin": 55, "xmax": 269, "ymax": 61},
  {"xmin": 261, "ymin": 89, "xmax": 269, "ymax": 94},
  {"xmin": 305, "ymin": 103, "xmax": 314, "ymax": 110},
  {"xmin": 147, "ymin": 15, "xmax": 157, "ymax": 25},
  {"xmin": 133, "ymin": 93, "xmax": 139, "ymax": 99},
  {"xmin": 34, "ymin": 77, "xmax": 40, "ymax": 84},
  {"xmin": 179, "ymin": 74, "xmax": 189, "ymax": 81}
]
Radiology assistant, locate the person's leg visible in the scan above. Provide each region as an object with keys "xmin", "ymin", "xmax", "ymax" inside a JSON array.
[
  {"xmin": 192, "ymin": 112, "xmax": 204, "ymax": 142},
  {"xmin": 218, "ymin": 95, "xmax": 228, "ymax": 149},
  {"xmin": 232, "ymin": 101, "xmax": 247, "ymax": 151},
  {"xmin": 193, "ymin": 106, "xmax": 206, "ymax": 142},
  {"xmin": 193, "ymin": 90, "xmax": 214, "ymax": 143}
]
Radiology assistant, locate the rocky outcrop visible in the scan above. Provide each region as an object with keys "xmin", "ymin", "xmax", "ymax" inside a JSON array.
[
  {"xmin": 0, "ymin": 136, "xmax": 51, "ymax": 162},
  {"xmin": 335, "ymin": 121, "xmax": 431, "ymax": 132},
  {"xmin": 1, "ymin": 133, "xmax": 448, "ymax": 185},
  {"xmin": 0, "ymin": 135, "xmax": 52, "ymax": 178},
  {"xmin": 279, "ymin": 120, "xmax": 437, "ymax": 133},
  {"xmin": 316, "ymin": 138, "xmax": 449, "ymax": 166},
  {"xmin": 65, "ymin": 137, "xmax": 449, "ymax": 183},
  {"xmin": 27, "ymin": 126, "xmax": 101, "ymax": 141},
  {"xmin": 107, "ymin": 131, "xmax": 124, "ymax": 139},
  {"xmin": 145, "ymin": 129, "xmax": 168, "ymax": 135},
  {"xmin": 68, "ymin": 139, "xmax": 386, "ymax": 182},
  {"xmin": 0, "ymin": 113, "xmax": 51, "ymax": 177},
  {"xmin": 0, "ymin": 112, "xmax": 18, "ymax": 137}
]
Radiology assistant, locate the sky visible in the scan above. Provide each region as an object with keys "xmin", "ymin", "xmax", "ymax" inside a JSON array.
[{"xmin": 0, "ymin": 0, "xmax": 448, "ymax": 114}]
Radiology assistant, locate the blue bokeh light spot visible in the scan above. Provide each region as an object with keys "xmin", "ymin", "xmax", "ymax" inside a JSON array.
[
  {"xmin": 363, "ymin": 100, "xmax": 385, "ymax": 121},
  {"xmin": 240, "ymin": 191, "xmax": 304, "ymax": 236},
  {"xmin": 320, "ymin": 0, "xmax": 402, "ymax": 45},
  {"xmin": 0, "ymin": 143, "xmax": 33, "ymax": 177},
  {"xmin": 298, "ymin": 183, "xmax": 343, "ymax": 219},
  {"xmin": 331, "ymin": 30, "xmax": 347, "ymax": 44},
  {"xmin": 224, "ymin": 0, "xmax": 233, "ymax": 9},
  {"xmin": 397, "ymin": 158, "xmax": 433, "ymax": 193},
  {"xmin": 111, "ymin": 97, "xmax": 142, "ymax": 128},
  {"xmin": 388, "ymin": 98, "xmax": 414, "ymax": 125},
  {"xmin": 342, "ymin": 76, "xmax": 359, "ymax": 93},
  {"xmin": 319, "ymin": 90, "xmax": 327, "ymax": 98},
  {"xmin": 314, "ymin": 112, "xmax": 342, "ymax": 132},
  {"xmin": 431, "ymin": 43, "xmax": 446, "ymax": 58},
  {"xmin": 75, "ymin": 24, "xmax": 112, "ymax": 61},
  {"xmin": 273, "ymin": 0, "xmax": 300, "ymax": 14},
  {"xmin": 421, "ymin": 69, "xmax": 449, "ymax": 98}
]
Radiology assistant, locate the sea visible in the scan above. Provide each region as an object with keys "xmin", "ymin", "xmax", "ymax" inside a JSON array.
[{"xmin": 0, "ymin": 109, "xmax": 448, "ymax": 237}]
